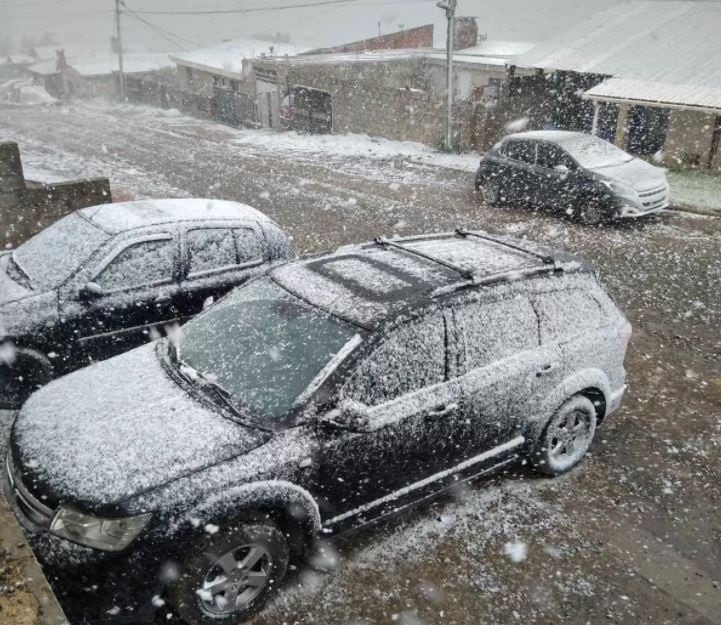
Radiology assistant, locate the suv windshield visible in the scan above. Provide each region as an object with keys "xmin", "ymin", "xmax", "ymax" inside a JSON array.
[
  {"xmin": 178, "ymin": 278, "xmax": 357, "ymax": 425},
  {"xmin": 13, "ymin": 213, "xmax": 110, "ymax": 291},
  {"xmin": 561, "ymin": 135, "xmax": 633, "ymax": 169}
]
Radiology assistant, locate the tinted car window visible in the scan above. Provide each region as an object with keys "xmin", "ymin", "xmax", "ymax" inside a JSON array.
[
  {"xmin": 536, "ymin": 143, "xmax": 575, "ymax": 170},
  {"xmin": 504, "ymin": 140, "xmax": 536, "ymax": 164},
  {"xmin": 96, "ymin": 238, "xmax": 174, "ymax": 291},
  {"xmin": 187, "ymin": 228, "xmax": 236, "ymax": 275},
  {"xmin": 534, "ymin": 290, "xmax": 604, "ymax": 343},
  {"xmin": 235, "ymin": 228, "xmax": 264, "ymax": 263},
  {"xmin": 455, "ymin": 296, "xmax": 538, "ymax": 372},
  {"xmin": 343, "ymin": 313, "xmax": 445, "ymax": 406}
]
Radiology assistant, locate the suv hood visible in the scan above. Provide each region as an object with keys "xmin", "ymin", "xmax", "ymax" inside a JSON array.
[
  {"xmin": 12, "ymin": 342, "xmax": 268, "ymax": 512},
  {"xmin": 592, "ymin": 158, "xmax": 667, "ymax": 192}
]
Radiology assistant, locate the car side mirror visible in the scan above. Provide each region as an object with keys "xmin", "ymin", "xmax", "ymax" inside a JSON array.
[
  {"xmin": 78, "ymin": 282, "xmax": 104, "ymax": 300},
  {"xmin": 320, "ymin": 400, "xmax": 373, "ymax": 433},
  {"xmin": 554, "ymin": 164, "xmax": 570, "ymax": 174}
]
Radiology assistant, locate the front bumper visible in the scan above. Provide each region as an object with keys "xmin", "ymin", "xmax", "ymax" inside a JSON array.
[
  {"xmin": 606, "ymin": 384, "xmax": 627, "ymax": 417},
  {"xmin": 3, "ymin": 459, "xmax": 163, "ymax": 625},
  {"xmin": 617, "ymin": 182, "xmax": 670, "ymax": 219}
]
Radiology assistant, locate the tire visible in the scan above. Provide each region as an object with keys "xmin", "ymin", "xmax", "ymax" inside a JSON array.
[
  {"xmin": 475, "ymin": 178, "xmax": 500, "ymax": 206},
  {"xmin": 169, "ymin": 515, "xmax": 289, "ymax": 625},
  {"xmin": 576, "ymin": 200, "xmax": 606, "ymax": 226},
  {"xmin": 530, "ymin": 395, "xmax": 597, "ymax": 477}
]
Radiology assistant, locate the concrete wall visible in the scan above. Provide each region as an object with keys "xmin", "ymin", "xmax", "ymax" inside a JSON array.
[
  {"xmin": 663, "ymin": 109, "xmax": 720, "ymax": 171},
  {"xmin": 0, "ymin": 142, "xmax": 112, "ymax": 248}
]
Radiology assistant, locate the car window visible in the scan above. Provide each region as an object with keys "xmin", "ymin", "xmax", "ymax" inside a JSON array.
[
  {"xmin": 534, "ymin": 290, "xmax": 604, "ymax": 343},
  {"xmin": 536, "ymin": 143, "xmax": 575, "ymax": 170},
  {"xmin": 454, "ymin": 296, "xmax": 538, "ymax": 373},
  {"xmin": 342, "ymin": 313, "xmax": 446, "ymax": 407},
  {"xmin": 187, "ymin": 228, "xmax": 237, "ymax": 275},
  {"xmin": 235, "ymin": 228, "xmax": 264, "ymax": 263},
  {"xmin": 96, "ymin": 238, "xmax": 174, "ymax": 291},
  {"xmin": 504, "ymin": 140, "xmax": 536, "ymax": 165}
]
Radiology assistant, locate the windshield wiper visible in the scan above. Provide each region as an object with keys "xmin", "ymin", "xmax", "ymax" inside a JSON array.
[{"xmin": 170, "ymin": 343, "xmax": 271, "ymax": 433}]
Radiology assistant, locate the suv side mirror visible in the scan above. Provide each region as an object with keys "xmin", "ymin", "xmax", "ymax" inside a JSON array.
[
  {"xmin": 321, "ymin": 400, "xmax": 373, "ymax": 433},
  {"xmin": 554, "ymin": 164, "xmax": 571, "ymax": 174},
  {"xmin": 78, "ymin": 282, "xmax": 105, "ymax": 300}
]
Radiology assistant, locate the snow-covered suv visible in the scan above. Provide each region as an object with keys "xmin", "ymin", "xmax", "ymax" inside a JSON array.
[{"xmin": 4, "ymin": 230, "xmax": 631, "ymax": 625}]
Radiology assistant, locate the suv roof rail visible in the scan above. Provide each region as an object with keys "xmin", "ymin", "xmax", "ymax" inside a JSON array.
[
  {"xmin": 430, "ymin": 265, "xmax": 563, "ymax": 298},
  {"xmin": 455, "ymin": 228, "xmax": 555, "ymax": 264},
  {"xmin": 373, "ymin": 237, "xmax": 476, "ymax": 280}
]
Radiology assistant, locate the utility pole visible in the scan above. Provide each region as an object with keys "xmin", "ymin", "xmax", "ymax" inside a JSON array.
[
  {"xmin": 437, "ymin": 0, "xmax": 457, "ymax": 151},
  {"xmin": 114, "ymin": 0, "xmax": 125, "ymax": 97}
]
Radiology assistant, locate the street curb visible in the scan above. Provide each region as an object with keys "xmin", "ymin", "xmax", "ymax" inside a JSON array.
[
  {"xmin": 0, "ymin": 490, "xmax": 69, "ymax": 625},
  {"xmin": 668, "ymin": 203, "xmax": 721, "ymax": 218}
]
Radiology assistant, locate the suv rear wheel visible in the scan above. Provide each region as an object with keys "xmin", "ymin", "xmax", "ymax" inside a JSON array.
[
  {"xmin": 531, "ymin": 395, "xmax": 597, "ymax": 476},
  {"xmin": 576, "ymin": 200, "xmax": 606, "ymax": 226},
  {"xmin": 170, "ymin": 515, "xmax": 289, "ymax": 625}
]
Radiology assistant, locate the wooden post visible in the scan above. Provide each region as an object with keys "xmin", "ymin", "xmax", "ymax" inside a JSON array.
[{"xmin": 615, "ymin": 103, "xmax": 631, "ymax": 149}]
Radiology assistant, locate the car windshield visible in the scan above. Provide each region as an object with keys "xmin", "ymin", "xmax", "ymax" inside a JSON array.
[
  {"xmin": 561, "ymin": 135, "xmax": 633, "ymax": 169},
  {"xmin": 177, "ymin": 278, "xmax": 358, "ymax": 426},
  {"xmin": 12, "ymin": 213, "xmax": 110, "ymax": 291}
]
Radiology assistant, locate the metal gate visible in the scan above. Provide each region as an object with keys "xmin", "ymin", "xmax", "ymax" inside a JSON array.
[{"xmin": 212, "ymin": 87, "xmax": 255, "ymax": 127}]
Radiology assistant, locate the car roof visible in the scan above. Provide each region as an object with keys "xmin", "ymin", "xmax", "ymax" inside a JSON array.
[
  {"xmin": 503, "ymin": 130, "xmax": 590, "ymax": 145},
  {"xmin": 271, "ymin": 230, "xmax": 591, "ymax": 331},
  {"xmin": 77, "ymin": 199, "xmax": 271, "ymax": 234}
]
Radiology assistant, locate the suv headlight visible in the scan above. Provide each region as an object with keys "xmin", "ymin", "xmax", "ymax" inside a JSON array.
[
  {"xmin": 602, "ymin": 179, "xmax": 637, "ymax": 200},
  {"xmin": 50, "ymin": 506, "xmax": 152, "ymax": 552}
]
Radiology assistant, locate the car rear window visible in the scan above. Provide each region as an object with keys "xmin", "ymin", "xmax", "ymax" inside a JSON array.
[
  {"xmin": 454, "ymin": 296, "xmax": 539, "ymax": 372},
  {"xmin": 534, "ymin": 290, "xmax": 605, "ymax": 343}
]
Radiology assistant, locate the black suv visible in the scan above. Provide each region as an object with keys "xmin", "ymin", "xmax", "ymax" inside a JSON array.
[
  {"xmin": 0, "ymin": 199, "xmax": 292, "ymax": 406},
  {"xmin": 475, "ymin": 130, "xmax": 670, "ymax": 225},
  {"xmin": 5, "ymin": 231, "xmax": 630, "ymax": 625}
]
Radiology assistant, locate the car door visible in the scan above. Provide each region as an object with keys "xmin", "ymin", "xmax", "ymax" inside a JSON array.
[
  {"xmin": 60, "ymin": 231, "xmax": 181, "ymax": 364},
  {"xmin": 534, "ymin": 141, "xmax": 583, "ymax": 210},
  {"xmin": 447, "ymin": 292, "xmax": 562, "ymax": 459},
  {"xmin": 313, "ymin": 311, "xmax": 463, "ymax": 520},
  {"xmin": 500, "ymin": 139, "xmax": 539, "ymax": 204},
  {"xmin": 176, "ymin": 224, "xmax": 268, "ymax": 320}
]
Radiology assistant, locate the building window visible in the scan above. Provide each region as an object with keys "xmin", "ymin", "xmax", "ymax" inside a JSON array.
[{"xmin": 230, "ymin": 80, "xmax": 239, "ymax": 92}]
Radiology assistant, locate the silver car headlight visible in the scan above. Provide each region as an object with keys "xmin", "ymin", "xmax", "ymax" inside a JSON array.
[{"xmin": 50, "ymin": 506, "xmax": 152, "ymax": 552}]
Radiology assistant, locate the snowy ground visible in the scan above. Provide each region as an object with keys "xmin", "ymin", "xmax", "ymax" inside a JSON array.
[
  {"xmin": 1, "ymin": 100, "xmax": 721, "ymax": 625},
  {"xmin": 668, "ymin": 170, "xmax": 721, "ymax": 215}
]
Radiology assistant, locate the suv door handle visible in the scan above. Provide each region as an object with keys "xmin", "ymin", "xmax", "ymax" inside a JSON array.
[{"xmin": 536, "ymin": 363, "xmax": 560, "ymax": 377}]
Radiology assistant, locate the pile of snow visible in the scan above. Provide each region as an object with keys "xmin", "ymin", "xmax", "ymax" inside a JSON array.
[{"xmin": 0, "ymin": 79, "xmax": 57, "ymax": 107}]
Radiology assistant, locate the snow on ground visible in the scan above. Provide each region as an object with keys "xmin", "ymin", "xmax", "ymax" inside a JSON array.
[{"xmin": 668, "ymin": 170, "xmax": 721, "ymax": 214}]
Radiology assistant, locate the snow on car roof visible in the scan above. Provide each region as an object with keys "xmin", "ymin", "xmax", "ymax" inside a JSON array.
[
  {"xmin": 272, "ymin": 232, "xmax": 585, "ymax": 329},
  {"xmin": 78, "ymin": 199, "xmax": 271, "ymax": 233},
  {"xmin": 504, "ymin": 130, "xmax": 587, "ymax": 144}
]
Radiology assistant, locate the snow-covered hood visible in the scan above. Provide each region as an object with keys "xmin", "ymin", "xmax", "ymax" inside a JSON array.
[
  {"xmin": 591, "ymin": 158, "xmax": 667, "ymax": 192},
  {"xmin": 12, "ymin": 342, "xmax": 268, "ymax": 512}
]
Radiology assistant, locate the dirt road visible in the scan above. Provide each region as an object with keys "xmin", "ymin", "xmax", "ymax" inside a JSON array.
[{"xmin": 1, "ymin": 101, "xmax": 720, "ymax": 625}]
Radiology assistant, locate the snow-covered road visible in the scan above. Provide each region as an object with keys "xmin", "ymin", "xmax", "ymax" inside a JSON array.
[{"xmin": 2, "ymin": 100, "xmax": 721, "ymax": 625}]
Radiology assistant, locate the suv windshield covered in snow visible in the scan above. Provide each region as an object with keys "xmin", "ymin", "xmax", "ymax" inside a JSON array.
[
  {"xmin": 13, "ymin": 212, "xmax": 109, "ymax": 291},
  {"xmin": 178, "ymin": 278, "xmax": 357, "ymax": 424},
  {"xmin": 561, "ymin": 135, "xmax": 633, "ymax": 169}
]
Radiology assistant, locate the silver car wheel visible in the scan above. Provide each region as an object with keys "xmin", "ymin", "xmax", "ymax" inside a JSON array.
[
  {"xmin": 547, "ymin": 407, "xmax": 595, "ymax": 473},
  {"xmin": 198, "ymin": 543, "xmax": 272, "ymax": 616}
]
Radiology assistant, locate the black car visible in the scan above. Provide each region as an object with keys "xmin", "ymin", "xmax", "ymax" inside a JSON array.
[
  {"xmin": 5, "ymin": 231, "xmax": 630, "ymax": 625},
  {"xmin": 475, "ymin": 130, "xmax": 670, "ymax": 225},
  {"xmin": 0, "ymin": 199, "xmax": 293, "ymax": 406}
]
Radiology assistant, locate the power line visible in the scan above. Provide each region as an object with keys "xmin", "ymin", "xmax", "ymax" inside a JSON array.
[
  {"xmin": 122, "ymin": 10, "xmax": 194, "ymax": 51},
  {"xmin": 124, "ymin": 0, "xmax": 362, "ymax": 16}
]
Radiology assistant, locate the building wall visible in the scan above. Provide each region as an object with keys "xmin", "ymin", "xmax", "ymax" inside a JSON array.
[
  {"xmin": 663, "ymin": 109, "xmax": 718, "ymax": 170},
  {"xmin": 307, "ymin": 24, "xmax": 434, "ymax": 55}
]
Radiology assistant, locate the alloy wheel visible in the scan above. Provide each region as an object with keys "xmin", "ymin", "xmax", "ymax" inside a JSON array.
[
  {"xmin": 548, "ymin": 408, "xmax": 594, "ymax": 472},
  {"xmin": 198, "ymin": 543, "xmax": 273, "ymax": 616}
]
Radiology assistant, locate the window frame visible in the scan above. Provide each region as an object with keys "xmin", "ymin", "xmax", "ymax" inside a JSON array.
[
  {"xmin": 183, "ymin": 225, "xmax": 266, "ymax": 280},
  {"xmin": 90, "ymin": 233, "xmax": 176, "ymax": 294}
]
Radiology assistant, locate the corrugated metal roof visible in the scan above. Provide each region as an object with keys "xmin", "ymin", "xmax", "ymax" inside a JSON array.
[
  {"xmin": 584, "ymin": 76, "xmax": 721, "ymax": 112},
  {"xmin": 515, "ymin": 1, "xmax": 721, "ymax": 94}
]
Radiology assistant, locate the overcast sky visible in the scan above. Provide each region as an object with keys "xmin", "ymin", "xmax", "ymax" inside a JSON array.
[{"xmin": 1, "ymin": 0, "xmax": 623, "ymax": 54}]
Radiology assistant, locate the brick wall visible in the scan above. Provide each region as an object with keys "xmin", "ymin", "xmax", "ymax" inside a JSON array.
[{"xmin": 308, "ymin": 24, "xmax": 434, "ymax": 55}]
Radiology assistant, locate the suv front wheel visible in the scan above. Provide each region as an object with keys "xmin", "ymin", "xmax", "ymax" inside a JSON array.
[
  {"xmin": 170, "ymin": 515, "xmax": 289, "ymax": 625},
  {"xmin": 531, "ymin": 395, "xmax": 597, "ymax": 476}
]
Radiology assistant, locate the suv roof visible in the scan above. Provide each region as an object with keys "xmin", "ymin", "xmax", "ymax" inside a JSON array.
[
  {"xmin": 78, "ymin": 199, "xmax": 271, "ymax": 234},
  {"xmin": 271, "ymin": 230, "xmax": 591, "ymax": 330}
]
